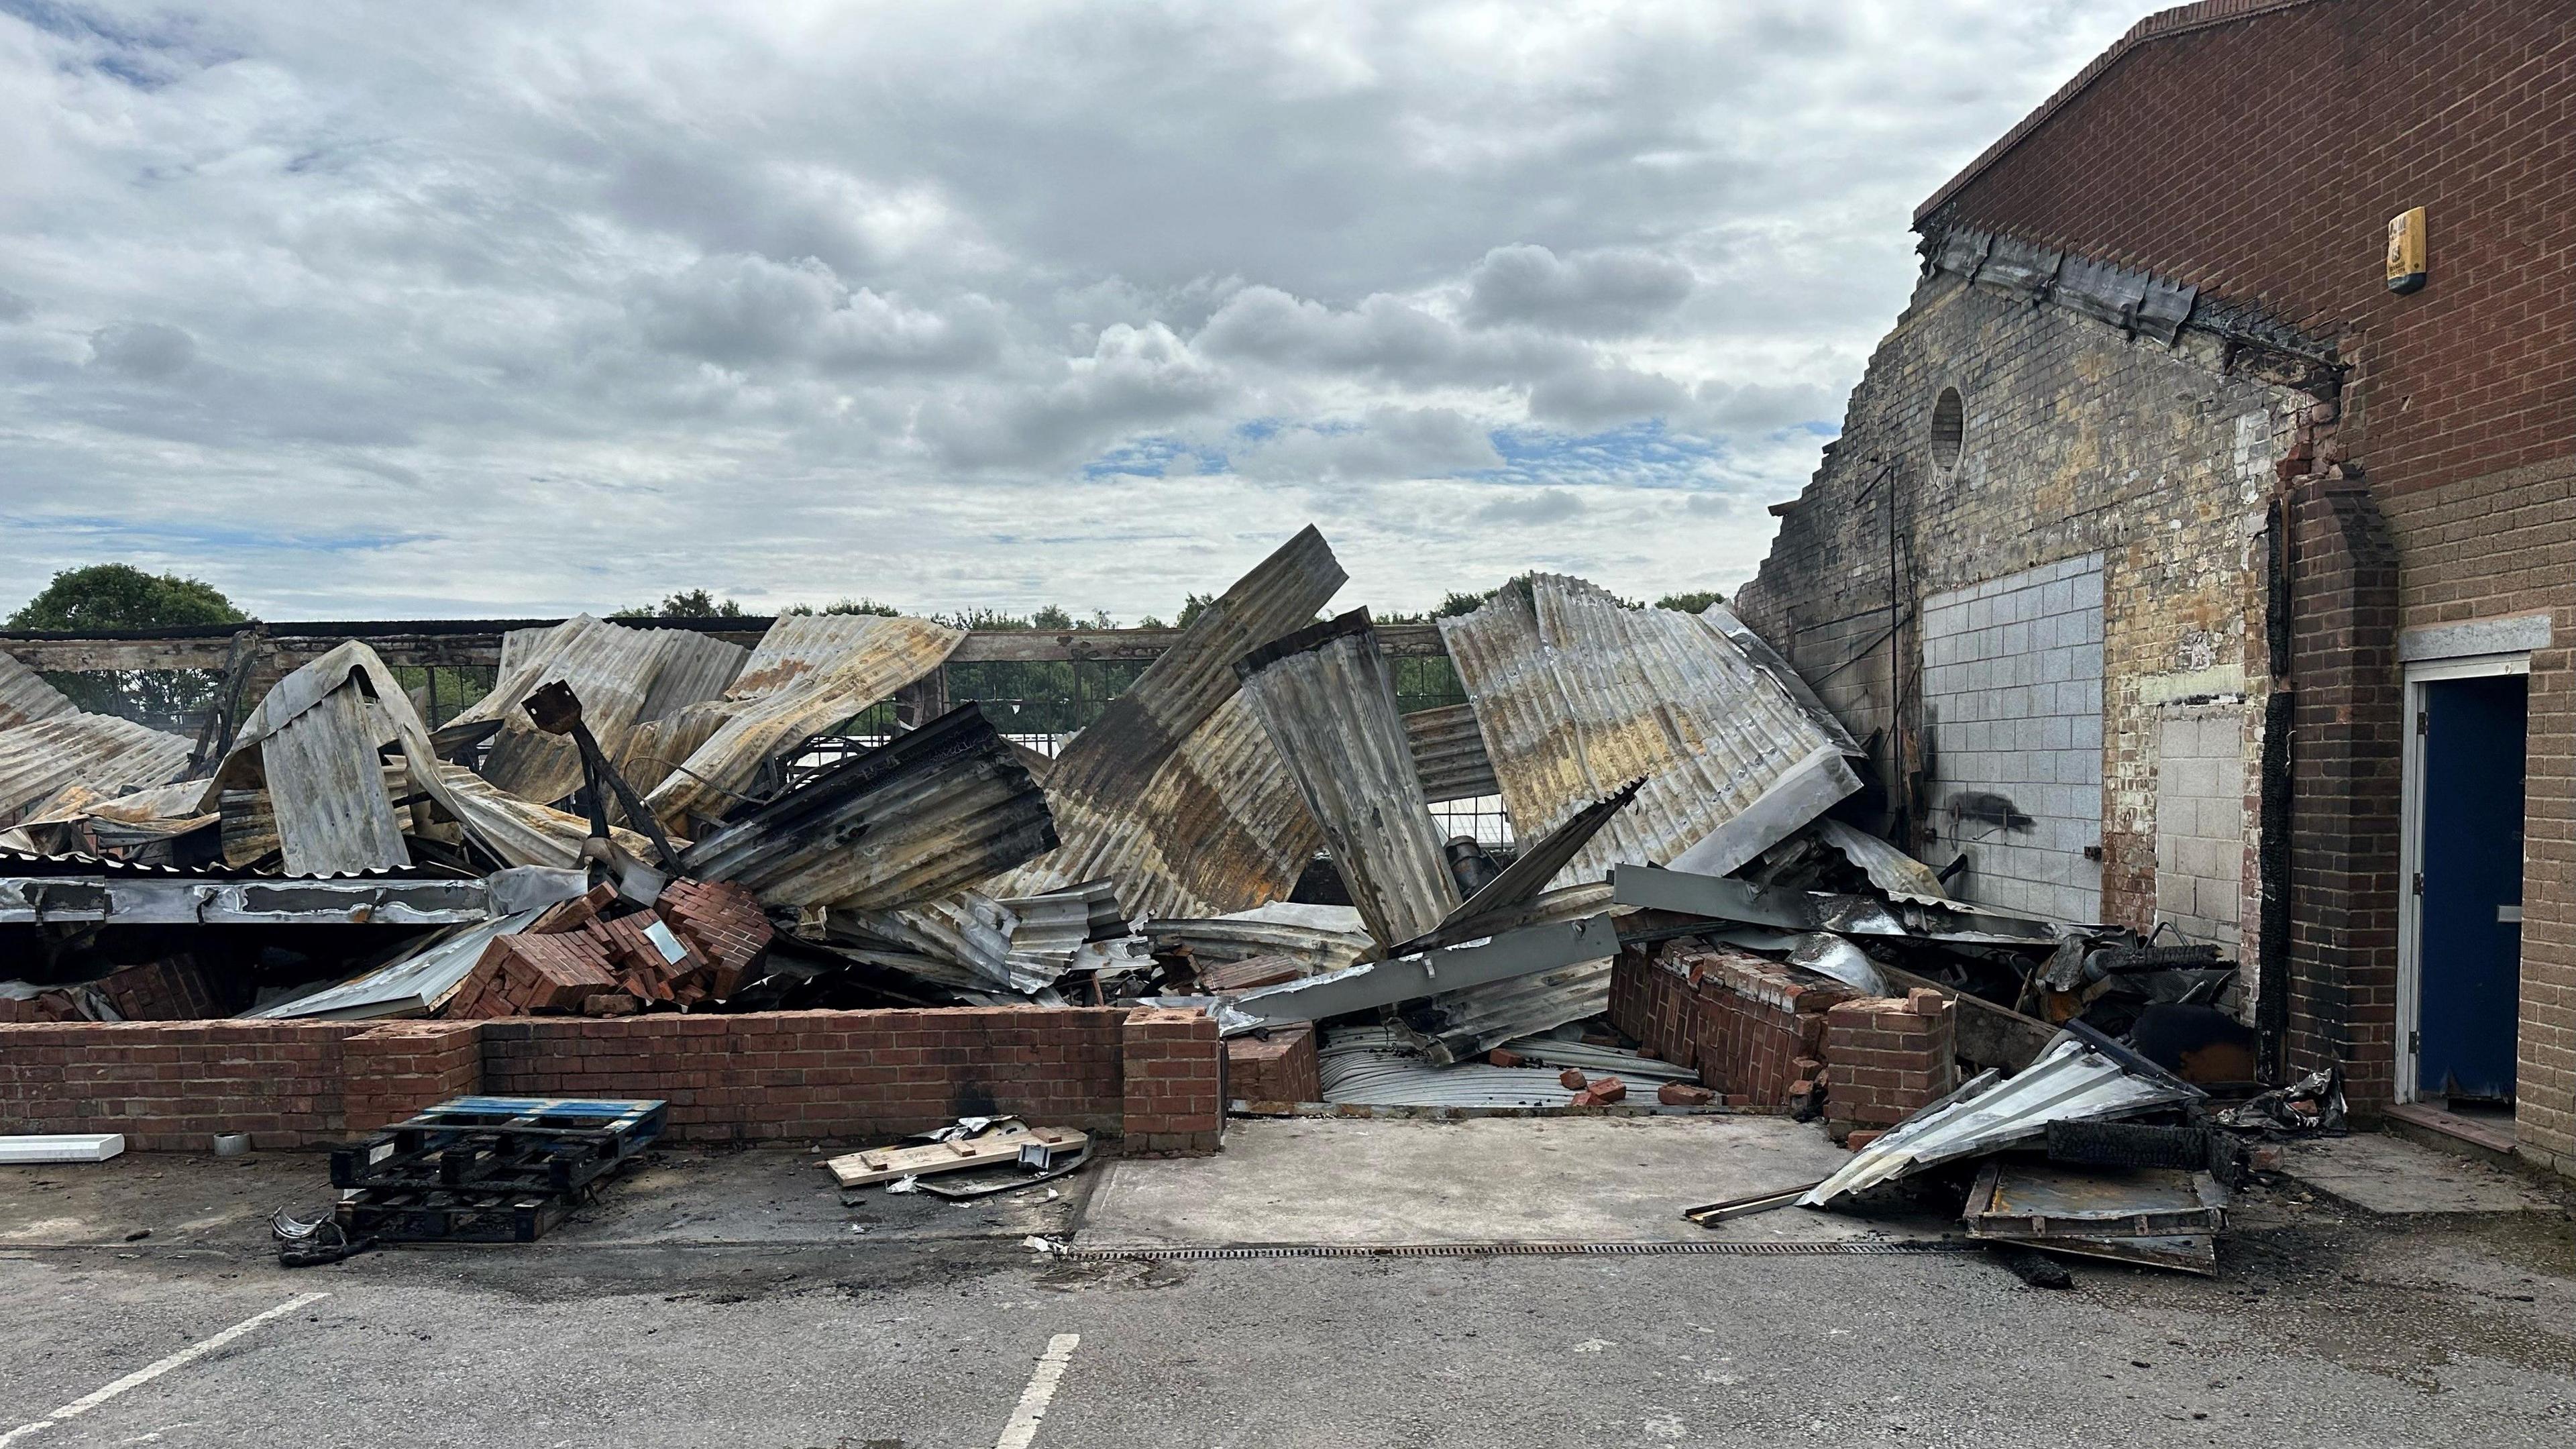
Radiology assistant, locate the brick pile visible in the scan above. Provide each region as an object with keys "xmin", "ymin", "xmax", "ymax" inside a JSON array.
[
  {"xmin": 441, "ymin": 876, "xmax": 773, "ymax": 1019},
  {"xmin": 98, "ymin": 955, "xmax": 224, "ymax": 1020},
  {"xmin": 1822, "ymin": 989, "xmax": 1960, "ymax": 1142},
  {"xmin": 654, "ymin": 879, "xmax": 773, "ymax": 998},
  {"xmin": 1224, "ymin": 1022, "xmax": 1318, "ymax": 1105},
  {"xmin": 1681, "ymin": 945, "xmax": 1856, "ymax": 1108}
]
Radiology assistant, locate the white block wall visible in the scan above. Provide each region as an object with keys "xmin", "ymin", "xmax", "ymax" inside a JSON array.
[
  {"xmin": 1919, "ymin": 554, "xmax": 2106, "ymax": 922},
  {"xmin": 2154, "ymin": 712, "xmax": 2245, "ymax": 956}
]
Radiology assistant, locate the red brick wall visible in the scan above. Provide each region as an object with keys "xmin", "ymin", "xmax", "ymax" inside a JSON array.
[
  {"xmin": 1, "ymin": 1006, "xmax": 1223, "ymax": 1154},
  {"xmin": 1822, "ymin": 994, "xmax": 1960, "ymax": 1139},
  {"xmin": 1926, "ymin": 0, "xmax": 2576, "ymax": 501},
  {"xmin": 1122, "ymin": 1008, "xmax": 1224, "ymax": 1155},
  {"xmin": 1226, "ymin": 1023, "xmax": 1319, "ymax": 1106},
  {"xmin": 0, "ymin": 1021, "xmax": 369, "ymax": 1150},
  {"xmin": 481, "ymin": 1008, "xmax": 1131, "ymax": 1143},
  {"xmin": 1679, "ymin": 946, "xmax": 1856, "ymax": 1107},
  {"xmin": 1608, "ymin": 943, "xmax": 1701, "ymax": 1075}
]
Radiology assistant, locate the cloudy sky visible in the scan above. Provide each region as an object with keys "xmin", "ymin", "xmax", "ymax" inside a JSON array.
[{"xmin": 0, "ymin": 1, "xmax": 2138, "ymax": 623}]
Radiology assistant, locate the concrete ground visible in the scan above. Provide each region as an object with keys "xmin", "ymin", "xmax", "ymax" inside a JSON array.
[{"xmin": 1, "ymin": 1118, "xmax": 2571, "ymax": 1448}]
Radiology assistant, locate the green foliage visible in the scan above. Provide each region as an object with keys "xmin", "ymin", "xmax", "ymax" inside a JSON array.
[
  {"xmin": 7, "ymin": 564, "xmax": 247, "ymax": 728},
  {"xmin": 7, "ymin": 564, "xmax": 245, "ymax": 631},
  {"xmin": 1173, "ymin": 592, "xmax": 1217, "ymax": 629},
  {"xmin": 1652, "ymin": 588, "xmax": 1727, "ymax": 614},
  {"xmin": 779, "ymin": 597, "xmax": 902, "ymax": 617},
  {"xmin": 610, "ymin": 588, "xmax": 744, "ymax": 620}
]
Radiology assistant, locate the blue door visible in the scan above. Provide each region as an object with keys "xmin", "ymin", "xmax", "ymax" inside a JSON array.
[{"xmin": 2415, "ymin": 674, "xmax": 2526, "ymax": 1102}]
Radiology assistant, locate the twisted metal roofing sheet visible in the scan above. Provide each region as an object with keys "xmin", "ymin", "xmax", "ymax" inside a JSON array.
[
  {"xmin": 445, "ymin": 614, "xmax": 745, "ymax": 805},
  {"xmin": 1401, "ymin": 702, "xmax": 1498, "ymax": 804},
  {"xmin": 1236, "ymin": 610, "xmax": 1456, "ymax": 950},
  {"xmin": 1437, "ymin": 577, "xmax": 1861, "ymax": 888},
  {"xmin": 0, "ymin": 712, "xmax": 193, "ymax": 826},
  {"xmin": 0, "ymin": 651, "xmax": 76, "ymax": 731},
  {"xmin": 633, "ymin": 613, "xmax": 965, "ymax": 829},
  {"xmin": 996, "ymin": 528, "xmax": 1342, "ymax": 919},
  {"xmin": 1145, "ymin": 902, "xmax": 1374, "ymax": 976}
]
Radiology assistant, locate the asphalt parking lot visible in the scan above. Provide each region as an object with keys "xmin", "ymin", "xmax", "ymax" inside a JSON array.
[{"xmin": 3, "ymin": 1120, "xmax": 2571, "ymax": 1448}]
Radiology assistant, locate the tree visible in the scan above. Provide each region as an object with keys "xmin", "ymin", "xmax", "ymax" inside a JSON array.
[
  {"xmin": 610, "ymin": 588, "xmax": 744, "ymax": 620},
  {"xmin": 780, "ymin": 597, "xmax": 902, "ymax": 617},
  {"xmin": 7, "ymin": 564, "xmax": 244, "ymax": 633},
  {"xmin": 1653, "ymin": 588, "xmax": 1727, "ymax": 614},
  {"xmin": 5, "ymin": 564, "xmax": 248, "ymax": 728}
]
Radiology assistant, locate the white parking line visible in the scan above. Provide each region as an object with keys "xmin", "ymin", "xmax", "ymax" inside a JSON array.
[
  {"xmin": 994, "ymin": 1332, "xmax": 1081, "ymax": 1449},
  {"xmin": 0, "ymin": 1291, "xmax": 329, "ymax": 1447}
]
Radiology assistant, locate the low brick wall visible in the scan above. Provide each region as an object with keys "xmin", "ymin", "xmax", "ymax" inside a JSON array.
[
  {"xmin": 1823, "ymin": 993, "xmax": 1960, "ymax": 1140},
  {"xmin": 1226, "ymin": 1022, "xmax": 1319, "ymax": 1106},
  {"xmin": 0, "ymin": 1006, "xmax": 1222, "ymax": 1153},
  {"xmin": 1609, "ymin": 943, "xmax": 1702, "ymax": 1074},
  {"xmin": 1681, "ymin": 945, "xmax": 1856, "ymax": 1107}
]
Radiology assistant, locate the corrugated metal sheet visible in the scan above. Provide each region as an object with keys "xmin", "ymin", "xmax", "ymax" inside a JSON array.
[
  {"xmin": 244, "ymin": 906, "xmax": 546, "ymax": 1020},
  {"xmin": 838, "ymin": 881, "xmax": 1126, "ymax": 996},
  {"xmin": 1814, "ymin": 819, "xmax": 1957, "ymax": 906},
  {"xmin": 0, "ymin": 652, "xmax": 76, "ymax": 731},
  {"xmin": 0, "ymin": 712, "xmax": 194, "ymax": 827},
  {"xmin": 1236, "ymin": 610, "xmax": 1456, "ymax": 950},
  {"xmin": 1401, "ymin": 703, "xmax": 1497, "ymax": 803},
  {"xmin": 1438, "ymin": 576, "xmax": 1862, "ymax": 887},
  {"xmin": 1803, "ymin": 1026, "xmax": 2206, "ymax": 1207},
  {"xmin": 425, "ymin": 761, "xmax": 664, "ymax": 870},
  {"xmin": 1398, "ymin": 781, "xmax": 1639, "ymax": 955},
  {"xmin": 1485, "ymin": 1029, "xmax": 1699, "ymax": 1082},
  {"xmin": 679, "ymin": 702, "xmax": 1056, "ymax": 911},
  {"xmin": 446, "ymin": 614, "xmax": 745, "ymax": 805},
  {"xmin": 633, "ymin": 613, "xmax": 965, "ymax": 830},
  {"xmin": 996, "ymin": 527, "xmax": 1342, "ymax": 918},
  {"xmin": 1395, "ymin": 955, "xmax": 1615, "ymax": 1063},
  {"xmin": 258, "ymin": 684, "xmax": 411, "ymax": 875},
  {"xmin": 999, "ymin": 689, "xmax": 1326, "ymax": 921},
  {"xmin": 1318, "ymin": 1024, "xmax": 1586, "ymax": 1107},
  {"xmin": 1146, "ymin": 902, "xmax": 1374, "ymax": 976}
]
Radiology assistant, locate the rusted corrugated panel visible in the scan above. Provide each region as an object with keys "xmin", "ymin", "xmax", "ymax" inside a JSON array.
[
  {"xmin": 1403, "ymin": 702, "xmax": 1497, "ymax": 803},
  {"xmin": 1438, "ymin": 576, "xmax": 1861, "ymax": 888},
  {"xmin": 1237, "ymin": 610, "xmax": 1456, "ymax": 950},
  {"xmin": 0, "ymin": 712, "xmax": 193, "ymax": 826},
  {"xmin": 1391, "ymin": 882, "xmax": 1619, "ymax": 1061},
  {"xmin": 635, "ymin": 614, "xmax": 965, "ymax": 830},
  {"xmin": 0, "ymin": 652, "xmax": 76, "ymax": 732},
  {"xmin": 679, "ymin": 702, "xmax": 1056, "ymax": 912},
  {"xmin": 996, "ymin": 528, "xmax": 1343, "ymax": 918},
  {"xmin": 447, "ymin": 614, "xmax": 745, "ymax": 805},
  {"xmin": 425, "ymin": 761, "xmax": 664, "ymax": 870},
  {"xmin": 999, "ymin": 690, "xmax": 1326, "ymax": 920},
  {"xmin": 1146, "ymin": 902, "xmax": 1374, "ymax": 976},
  {"xmin": 259, "ymin": 683, "xmax": 411, "ymax": 875}
]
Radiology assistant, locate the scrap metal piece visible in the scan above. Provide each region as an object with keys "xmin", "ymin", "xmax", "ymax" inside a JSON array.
[
  {"xmin": 1609, "ymin": 863, "xmax": 1908, "ymax": 936},
  {"xmin": 1228, "ymin": 913, "xmax": 1621, "ymax": 1030},
  {"xmin": 0, "ymin": 869, "xmax": 580, "ymax": 928},
  {"xmin": 443, "ymin": 614, "xmax": 745, "ymax": 806},
  {"xmin": 1962, "ymin": 1160, "xmax": 2230, "ymax": 1240},
  {"xmin": 521, "ymin": 679, "xmax": 680, "ymax": 867},
  {"xmin": 0, "ymin": 712, "xmax": 194, "ymax": 828},
  {"xmin": 1317, "ymin": 1024, "xmax": 1589, "ymax": 1108},
  {"xmin": 679, "ymin": 702, "xmax": 1054, "ymax": 910},
  {"xmin": 1393, "ymin": 953, "xmax": 1616, "ymax": 1064},
  {"xmin": 994, "ymin": 528, "xmax": 1344, "ymax": 918},
  {"xmin": 633, "ymin": 612, "xmax": 967, "ymax": 830},
  {"xmin": 1813, "ymin": 819, "xmax": 1958, "ymax": 906},
  {"xmin": 1801, "ymin": 1022, "xmax": 2206, "ymax": 1208},
  {"xmin": 1394, "ymin": 780, "xmax": 1641, "ymax": 957},
  {"xmin": 1402, "ymin": 702, "xmax": 1498, "ymax": 803},
  {"xmin": 1236, "ymin": 609, "xmax": 1457, "ymax": 950},
  {"xmin": 1148, "ymin": 902, "xmax": 1375, "ymax": 977},
  {"xmin": 1438, "ymin": 576, "xmax": 1862, "ymax": 888},
  {"xmin": 241, "ymin": 906, "xmax": 551, "ymax": 1019},
  {"xmin": 0, "ymin": 651, "xmax": 78, "ymax": 732}
]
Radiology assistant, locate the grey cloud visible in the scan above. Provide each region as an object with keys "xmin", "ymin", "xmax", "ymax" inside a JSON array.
[
  {"xmin": 0, "ymin": 288, "xmax": 30, "ymax": 323},
  {"xmin": 1195, "ymin": 285, "xmax": 1586, "ymax": 386},
  {"xmin": 1234, "ymin": 407, "xmax": 1501, "ymax": 484},
  {"xmin": 631, "ymin": 254, "xmax": 1004, "ymax": 373},
  {"xmin": 1473, "ymin": 487, "xmax": 1585, "ymax": 525},
  {"xmin": 919, "ymin": 321, "xmax": 1224, "ymax": 469},
  {"xmin": 1464, "ymin": 245, "xmax": 1694, "ymax": 335},
  {"xmin": 86, "ymin": 321, "xmax": 195, "ymax": 379},
  {"xmin": 1527, "ymin": 365, "xmax": 1690, "ymax": 430}
]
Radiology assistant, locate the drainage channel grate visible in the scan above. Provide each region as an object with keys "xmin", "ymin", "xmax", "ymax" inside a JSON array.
[{"xmin": 1061, "ymin": 1239, "xmax": 1978, "ymax": 1263}]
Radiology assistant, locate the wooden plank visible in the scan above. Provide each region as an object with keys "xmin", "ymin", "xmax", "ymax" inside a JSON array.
[{"xmin": 824, "ymin": 1125, "xmax": 1087, "ymax": 1187}]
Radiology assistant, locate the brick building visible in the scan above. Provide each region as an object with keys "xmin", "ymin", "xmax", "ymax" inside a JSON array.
[{"xmin": 1735, "ymin": 0, "xmax": 2573, "ymax": 1176}]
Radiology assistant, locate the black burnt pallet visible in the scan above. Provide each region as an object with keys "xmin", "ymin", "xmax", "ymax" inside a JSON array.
[
  {"xmin": 335, "ymin": 1185, "xmax": 578, "ymax": 1244},
  {"xmin": 331, "ymin": 1096, "xmax": 665, "ymax": 1193}
]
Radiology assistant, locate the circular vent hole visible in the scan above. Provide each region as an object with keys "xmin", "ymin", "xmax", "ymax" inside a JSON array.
[{"xmin": 1931, "ymin": 387, "xmax": 1964, "ymax": 472}]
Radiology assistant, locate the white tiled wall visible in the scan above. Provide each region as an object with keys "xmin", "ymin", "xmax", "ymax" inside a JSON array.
[
  {"xmin": 1919, "ymin": 554, "xmax": 2106, "ymax": 922},
  {"xmin": 2153, "ymin": 712, "xmax": 2245, "ymax": 955}
]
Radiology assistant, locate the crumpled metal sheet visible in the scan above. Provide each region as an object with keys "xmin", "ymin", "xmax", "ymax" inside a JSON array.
[
  {"xmin": 1395, "ymin": 955, "xmax": 1615, "ymax": 1065},
  {"xmin": 631, "ymin": 613, "xmax": 967, "ymax": 830},
  {"xmin": 0, "ymin": 652, "xmax": 77, "ymax": 732},
  {"xmin": 1397, "ymin": 782, "xmax": 1638, "ymax": 956},
  {"xmin": 993, "ymin": 527, "xmax": 1343, "ymax": 919},
  {"xmin": 1318, "ymin": 1024, "xmax": 1585, "ymax": 1107},
  {"xmin": 838, "ymin": 880, "xmax": 1130, "ymax": 996},
  {"xmin": 1237, "ymin": 610, "xmax": 1457, "ymax": 950},
  {"xmin": 1146, "ymin": 902, "xmax": 1375, "ymax": 977},
  {"xmin": 1813, "ymin": 819, "xmax": 1957, "ymax": 906},
  {"xmin": 678, "ymin": 702, "xmax": 1056, "ymax": 912},
  {"xmin": 0, "ymin": 712, "xmax": 195, "ymax": 829},
  {"xmin": 1438, "ymin": 576, "xmax": 1862, "ymax": 890},
  {"xmin": 445, "ymin": 614, "xmax": 745, "ymax": 805},
  {"xmin": 243, "ymin": 906, "xmax": 549, "ymax": 1020},
  {"xmin": 1803, "ymin": 1025, "xmax": 2206, "ymax": 1208}
]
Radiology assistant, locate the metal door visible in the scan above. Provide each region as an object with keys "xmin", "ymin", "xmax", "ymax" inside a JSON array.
[{"xmin": 2414, "ymin": 674, "xmax": 2527, "ymax": 1101}]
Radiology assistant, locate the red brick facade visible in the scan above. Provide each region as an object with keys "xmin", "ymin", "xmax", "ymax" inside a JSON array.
[
  {"xmin": 0, "ymin": 1006, "xmax": 1223, "ymax": 1153},
  {"xmin": 1226, "ymin": 1022, "xmax": 1320, "ymax": 1106},
  {"xmin": 1822, "ymin": 995, "xmax": 1961, "ymax": 1138}
]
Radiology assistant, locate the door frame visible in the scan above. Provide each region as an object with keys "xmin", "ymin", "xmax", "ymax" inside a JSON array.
[{"xmin": 2395, "ymin": 651, "xmax": 2530, "ymax": 1104}]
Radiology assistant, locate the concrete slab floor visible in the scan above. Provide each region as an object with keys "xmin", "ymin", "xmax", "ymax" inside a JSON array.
[
  {"xmin": 2282, "ymin": 1132, "xmax": 2567, "ymax": 1216},
  {"xmin": 1078, "ymin": 1114, "xmax": 1949, "ymax": 1246}
]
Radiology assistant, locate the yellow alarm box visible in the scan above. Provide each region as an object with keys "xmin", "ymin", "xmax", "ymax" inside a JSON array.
[{"xmin": 2385, "ymin": 207, "xmax": 2426, "ymax": 294}]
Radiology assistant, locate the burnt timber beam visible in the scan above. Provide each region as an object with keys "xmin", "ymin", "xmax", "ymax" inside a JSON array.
[{"xmin": 0, "ymin": 621, "xmax": 1450, "ymax": 673}]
